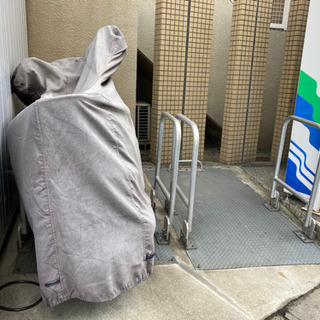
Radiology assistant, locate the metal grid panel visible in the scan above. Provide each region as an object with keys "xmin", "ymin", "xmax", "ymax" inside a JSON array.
[
  {"xmin": 146, "ymin": 168, "xmax": 320, "ymax": 270},
  {"xmin": 154, "ymin": 218, "xmax": 175, "ymax": 265},
  {"xmin": 0, "ymin": 0, "xmax": 28, "ymax": 250},
  {"xmin": 154, "ymin": 242, "xmax": 175, "ymax": 265}
]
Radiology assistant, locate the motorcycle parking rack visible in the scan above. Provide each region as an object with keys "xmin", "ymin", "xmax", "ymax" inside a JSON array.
[
  {"xmin": 151, "ymin": 112, "xmax": 200, "ymax": 249},
  {"xmin": 265, "ymin": 115, "xmax": 320, "ymax": 243}
]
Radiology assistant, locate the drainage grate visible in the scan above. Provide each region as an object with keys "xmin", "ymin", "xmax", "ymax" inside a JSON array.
[{"xmin": 146, "ymin": 168, "xmax": 320, "ymax": 270}]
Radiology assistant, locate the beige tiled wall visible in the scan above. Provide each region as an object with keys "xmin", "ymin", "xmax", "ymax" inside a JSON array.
[
  {"xmin": 26, "ymin": 0, "xmax": 138, "ymax": 121},
  {"xmin": 220, "ymin": 0, "xmax": 273, "ymax": 164},
  {"xmin": 150, "ymin": 0, "xmax": 214, "ymax": 164},
  {"xmin": 270, "ymin": 0, "xmax": 309, "ymax": 162}
]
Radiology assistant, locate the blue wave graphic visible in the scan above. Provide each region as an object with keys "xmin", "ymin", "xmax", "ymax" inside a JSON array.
[
  {"xmin": 295, "ymin": 94, "xmax": 320, "ymax": 150},
  {"xmin": 306, "ymin": 126, "xmax": 320, "ymax": 151},
  {"xmin": 290, "ymin": 140, "xmax": 315, "ymax": 178},
  {"xmin": 288, "ymin": 148, "xmax": 314, "ymax": 185},
  {"xmin": 285, "ymin": 158, "xmax": 311, "ymax": 195}
]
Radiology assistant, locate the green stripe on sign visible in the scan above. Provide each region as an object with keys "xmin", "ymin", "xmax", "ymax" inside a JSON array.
[{"xmin": 297, "ymin": 71, "xmax": 320, "ymax": 122}]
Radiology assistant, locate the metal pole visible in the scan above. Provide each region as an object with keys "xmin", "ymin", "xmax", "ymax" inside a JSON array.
[
  {"xmin": 154, "ymin": 114, "xmax": 165, "ymax": 191},
  {"xmin": 267, "ymin": 115, "xmax": 320, "ymax": 241},
  {"xmin": 180, "ymin": 0, "xmax": 192, "ymax": 159},
  {"xmin": 19, "ymin": 200, "xmax": 28, "ymax": 235},
  {"xmin": 305, "ymin": 157, "xmax": 320, "ymax": 227},
  {"xmin": 271, "ymin": 117, "xmax": 291, "ymax": 199},
  {"xmin": 153, "ymin": 112, "xmax": 181, "ymax": 242},
  {"xmin": 176, "ymin": 114, "xmax": 199, "ymax": 233},
  {"xmin": 169, "ymin": 125, "xmax": 181, "ymax": 222}
]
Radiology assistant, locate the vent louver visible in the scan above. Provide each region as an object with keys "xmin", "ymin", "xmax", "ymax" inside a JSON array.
[{"xmin": 136, "ymin": 102, "xmax": 151, "ymax": 143}]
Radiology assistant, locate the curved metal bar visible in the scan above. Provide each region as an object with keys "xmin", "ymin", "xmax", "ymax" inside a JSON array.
[
  {"xmin": 269, "ymin": 115, "xmax": 320, "ymax": 240},
  {"xmin": 271, "ymin": 115, "xmax": 320, "ymax": 199},
  {"xmin": 154, "ymin": 112, "xmax": 181, "ymax": 240},
  {"xmin": 168, "ymin": 159, "xmax": 203, "ymax": 172},
  {"xmin": 175, "ymin": 114, "xmax": 199, "ymax": 234}
]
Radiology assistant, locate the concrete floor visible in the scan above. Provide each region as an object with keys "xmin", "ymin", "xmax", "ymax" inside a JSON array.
[{"xmin": 1, "ymin": 164, "xmax": 320, "ymax": 320}]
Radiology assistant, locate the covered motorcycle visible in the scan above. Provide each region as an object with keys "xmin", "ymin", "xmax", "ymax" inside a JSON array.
[{"xmin": 7, "ymin": 26, "xmax": 155, "ymax": 307}]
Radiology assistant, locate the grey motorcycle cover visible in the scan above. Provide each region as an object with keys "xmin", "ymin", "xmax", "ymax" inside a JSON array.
[{"xmin": 7, "ymin": 26, "xmax": 155, "ymax": 307}]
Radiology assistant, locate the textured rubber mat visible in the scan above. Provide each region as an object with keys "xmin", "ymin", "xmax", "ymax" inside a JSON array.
[{"xmin": 146, "ymin": 168, "xmax": 320, "ymax": 270}]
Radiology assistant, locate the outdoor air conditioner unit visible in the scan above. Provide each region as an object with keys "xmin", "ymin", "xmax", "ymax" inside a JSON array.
[{"xmin": 136, "ymin": 101, "xmax": 151, "ymax": 145}]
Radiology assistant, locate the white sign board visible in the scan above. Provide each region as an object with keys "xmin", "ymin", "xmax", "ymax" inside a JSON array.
[{"xmin": 285, "ymin": 0, "xmax": 320, "ymax": 210}]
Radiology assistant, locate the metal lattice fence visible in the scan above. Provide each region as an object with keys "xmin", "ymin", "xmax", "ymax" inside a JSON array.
[{"xmin": 0, "ymin": 0, "xmax": 28, "ymax": 250}]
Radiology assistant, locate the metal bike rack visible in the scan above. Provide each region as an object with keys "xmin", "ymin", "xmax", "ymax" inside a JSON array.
[
  {"xmin": 169, "ymin": 159, "xmax": 203, "ymax": 172},
  {"xmin": 265, "ymin": 115, "xmax": 320, "ymax": 242},
  {"xmin": 151, "ymin": 112, "xmax": 181, "ymax": 244},
  {"xmin": 175, "ymin": 114, "xmax": 199, "ymax": 250}
]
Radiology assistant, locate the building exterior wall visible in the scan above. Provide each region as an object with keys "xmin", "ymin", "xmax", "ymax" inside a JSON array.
[
  {"xmin": 207, "ymin": 1, "xmax": 288, "ymax": 157},
  {"xmin": 220, "ymin": 0, "xmax": 273, "ymax": 164},
  {"xmin": 138, "ymin": 0, "xmax": 156, "ymax": 62},
  {"xmin": 270, "ymin": 0, "xmax": 310, "ymax": 162},
  {"xmin": 26, "ymin": 0, "xmax": 138, "ymax": 121},
  {"xmin": 258, "ymin": 29, "xmax": 286, "ymax": 152},
  {"xmin": 138, "ymin": 0, "xmax": 290, "ymax": 160},
  {"xmin": 26, "ymin": 0, "xmax": 309, "ymax": 161},
  {"xmin": 150, "ymin": 0, "xmax": 214, "ymax": 164},
  {"xmin": 207, "ymin": 0, "xmax": 233, "ymax": 129}
]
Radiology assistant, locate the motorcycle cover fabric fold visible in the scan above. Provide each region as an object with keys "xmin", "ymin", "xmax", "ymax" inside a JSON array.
[{"xmin": 7, "ymin": 26, "xmax": 155, "ymax": 307}]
